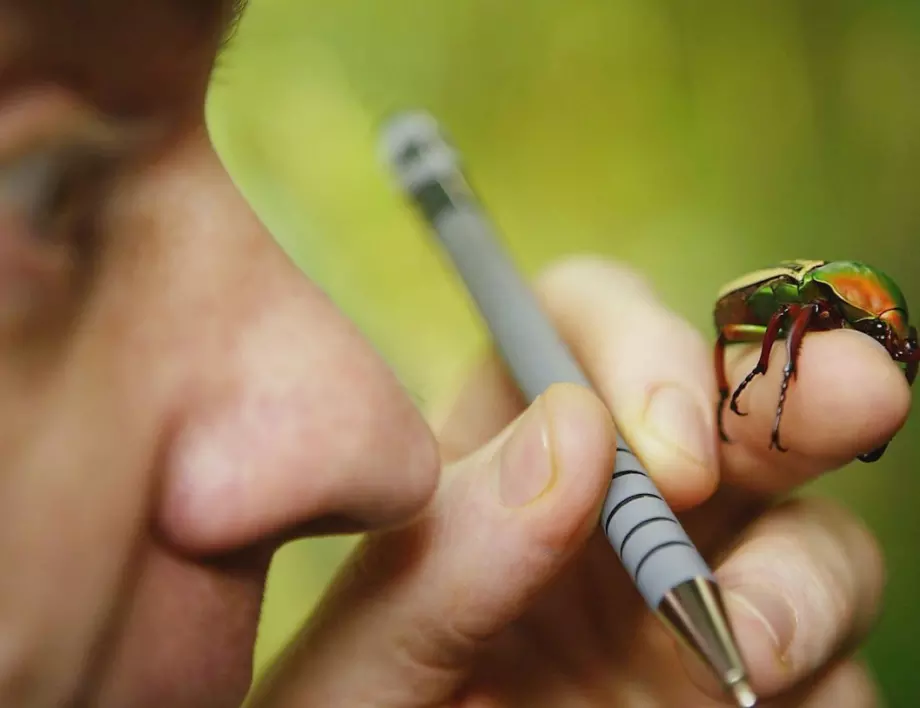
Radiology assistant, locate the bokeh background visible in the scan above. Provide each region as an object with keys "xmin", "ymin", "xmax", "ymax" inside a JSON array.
[{"xmin": 206, "ymin": 1, "xmax": 920, "ymax": 704}]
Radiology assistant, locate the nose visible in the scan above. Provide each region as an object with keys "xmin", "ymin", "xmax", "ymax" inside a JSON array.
[
  {"xmin": 115, "ymin": 144, "xmax": 443, "ymax": 556},
  {"xmin": 158, "ymin": 243, "xmax": 441, "ymax": 554}
]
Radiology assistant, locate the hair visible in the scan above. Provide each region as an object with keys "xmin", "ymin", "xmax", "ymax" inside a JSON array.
[
  {"xmin": 164, "ymin": 0, "xmax": 248, "ymax": 51},
  {"xmin": 221, "ymin": 0, "xmax": 248, "ymax": 48}
]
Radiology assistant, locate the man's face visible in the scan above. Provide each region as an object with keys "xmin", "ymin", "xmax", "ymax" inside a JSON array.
[{"xmin": 0, "ymin": 3, "xmax": 440, "ymax": 705}]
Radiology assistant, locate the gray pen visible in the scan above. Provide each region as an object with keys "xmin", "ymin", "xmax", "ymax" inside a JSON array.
[{"xmin": 379, "ymin": 111, "xmax": 757, "ymax": 708}]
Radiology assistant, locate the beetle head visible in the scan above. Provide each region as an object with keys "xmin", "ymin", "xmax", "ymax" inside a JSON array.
[
  {"xmin": 898, "ymin": 326, "xmax": 920, "ymax": 364},
  {"xmin": 853, "ymin": 317, "xmax": 920, "ymax": 363}
]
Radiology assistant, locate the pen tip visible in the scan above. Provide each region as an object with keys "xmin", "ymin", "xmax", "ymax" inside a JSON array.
[{"xmin": 731, "ymin": 678, "xmax": 758, "ymax": 707}]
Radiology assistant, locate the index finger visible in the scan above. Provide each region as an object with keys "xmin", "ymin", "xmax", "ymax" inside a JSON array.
[
  {"xmin": 718, "ymin": 328, "xmax": 911, "ymax": 494},
  {"xmin": 434, "ymin": 256, "xmax": 912, "ymax": 505},
  {"xmin": 538, "ymin": 259, "xmax": 911, "ymax": 497},
  {"xmin": 436, "ymin": 256, "xmax": 722, "ymax": 511}
]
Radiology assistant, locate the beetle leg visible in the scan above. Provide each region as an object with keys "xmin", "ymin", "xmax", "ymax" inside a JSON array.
[
  {"xmin": 770, "ymin": 302, "xmax": 819, "ymax": 453},
  {"xmin": 715, "ymin": 332, "xmax": 731, "ymax": 442},
  {"xmin": 714, "ymin": 324, "xmax": 769, "ymax": 442},
  {"xmin": 729, "ymin": 304, "xmax": 796, "ymax": 417},
  {"xmin": 908, "ymin": 359, "xmax": 919, "ymax": 387},
  {"xmin": 859, "ymin": 326, "xmax": 920, "ymax": 463},
  {"xmin": 906, "ymin": 325, "xmax": 918, "ymax": 386}
]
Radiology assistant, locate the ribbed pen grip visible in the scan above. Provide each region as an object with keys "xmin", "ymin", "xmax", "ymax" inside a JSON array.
[{"xmin": 601, "ymin": 446, "xmax": 712, "ymax": 607}]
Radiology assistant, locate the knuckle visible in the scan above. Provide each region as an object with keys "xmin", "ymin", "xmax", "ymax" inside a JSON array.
[{"xmin": 391, "ymin": 606, "xmax": 482, "ymax": 682}]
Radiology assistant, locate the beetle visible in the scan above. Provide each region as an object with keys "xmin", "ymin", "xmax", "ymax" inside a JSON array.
[{"xmin": 714, "ymin": 259, "xmax": 919, "ymax": 462}]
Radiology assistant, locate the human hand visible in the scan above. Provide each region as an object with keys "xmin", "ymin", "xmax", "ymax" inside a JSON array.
[{"xmin": 251, "ymin": 257, "xmax": 908, "ymax": 707}]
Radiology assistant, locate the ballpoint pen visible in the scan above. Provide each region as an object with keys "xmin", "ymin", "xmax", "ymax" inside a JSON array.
[{"xmin": 379, "ymin": 111, "xmax": 757, "ymax": 707}]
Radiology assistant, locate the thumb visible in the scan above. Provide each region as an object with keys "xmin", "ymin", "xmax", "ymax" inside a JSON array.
[{"xmin": 248, "ymin": 383, "xmax": 617, "ymax": 707}]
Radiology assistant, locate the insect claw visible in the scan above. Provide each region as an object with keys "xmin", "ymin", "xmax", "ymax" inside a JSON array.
[
  {"xmin": 857, "ymin": 441, "xmax": 889, "ymax": 463},
  {"xmin": 729, "ymin": 393, "xmax": 749, "ymax": 417},
  {"xmin": 769, "ymin": 433, "xmax": 788, "ymax": 453},
  {"xmin": 729, "ymin": 364, "xmax": 767, "ymax": 417}
]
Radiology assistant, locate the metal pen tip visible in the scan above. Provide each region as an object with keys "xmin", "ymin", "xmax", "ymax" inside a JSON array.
[{"xmin": 731, "ymin": 678, "xmax": 758, "ymax": 707}]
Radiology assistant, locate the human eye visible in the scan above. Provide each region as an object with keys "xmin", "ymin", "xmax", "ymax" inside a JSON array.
[
  {"xmin": 2, "ymin": 147, "xmax": 71, "ymax": 239},
  {"xmin": 0, "ymin": 90, "xmax": 133, "ymax": 329}
]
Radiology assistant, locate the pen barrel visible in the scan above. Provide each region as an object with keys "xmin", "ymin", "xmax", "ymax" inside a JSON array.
[
  {"xmin": 432, "ymin": 205, "xmax": 587, "ymax": 399},
  {"xmin": 380, "ymin": 111, "xmax": 713, "ymax": 608},
  {"xmin": 381, "ymin": 111, "xmax": 754, "ymax": 707},
  {"xmin": 427, "ymin": 200, "xmax": 713, "ymax": 608}
]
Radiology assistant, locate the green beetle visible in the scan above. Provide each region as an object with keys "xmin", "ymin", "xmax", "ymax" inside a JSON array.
[{"xmin": 714, "ymin": 259, "xmax": 919, "ymax": 463}]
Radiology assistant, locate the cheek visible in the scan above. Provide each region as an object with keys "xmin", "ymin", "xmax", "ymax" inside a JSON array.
[{"xmin": 87, "ymin": 542, "xmax": 268, "ymax": 708}]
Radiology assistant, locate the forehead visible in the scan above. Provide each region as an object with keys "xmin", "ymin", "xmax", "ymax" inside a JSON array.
[{"xmin": 0, "ymin": 0, "xmax": 238, "ymax": 118}]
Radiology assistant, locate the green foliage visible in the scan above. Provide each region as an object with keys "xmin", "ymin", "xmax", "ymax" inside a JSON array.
[{"xmin": 208, "ymin": 1, "xmax": 920, "ymax": 703}]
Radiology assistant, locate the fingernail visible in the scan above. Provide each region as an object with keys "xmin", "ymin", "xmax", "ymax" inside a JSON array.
[
  {"xmin": 499, "ymin": 395, "xmax": 558, "ymax": 507},
  {"xmin": 727, "ymin": 585, "xmax": 798, "ymax": 663},
  {"xmin": 642, "ymin": 384, "xmax": 715, "ymax": 469}
]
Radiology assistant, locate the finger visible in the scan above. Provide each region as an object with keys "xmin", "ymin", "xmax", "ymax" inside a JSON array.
[
  {"xmin": 680, "ymin": 659, "xmax": 880, "ymax": 708},
  {"xmin": 677, "ymin": 498, "xmax": 885, "ymax": 701},
  {"xmin": 773, "ymin": 659, "xmax": 880, "ymax": 707},
  {"xmin": 248, "ymin": 383, "xmax": 617, "ymax": 707},
  {"xmin": 437, "ymin": 255, "xmax": 721, "ymax": 510},
  {"xmin": 719, "ymin": 328, "xmax": 911, "ymax": 494}
]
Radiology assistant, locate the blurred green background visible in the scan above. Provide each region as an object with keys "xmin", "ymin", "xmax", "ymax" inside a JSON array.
[{"xmin": 206, "ymin": 1, "xmax": 920, "ymax": 704}]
